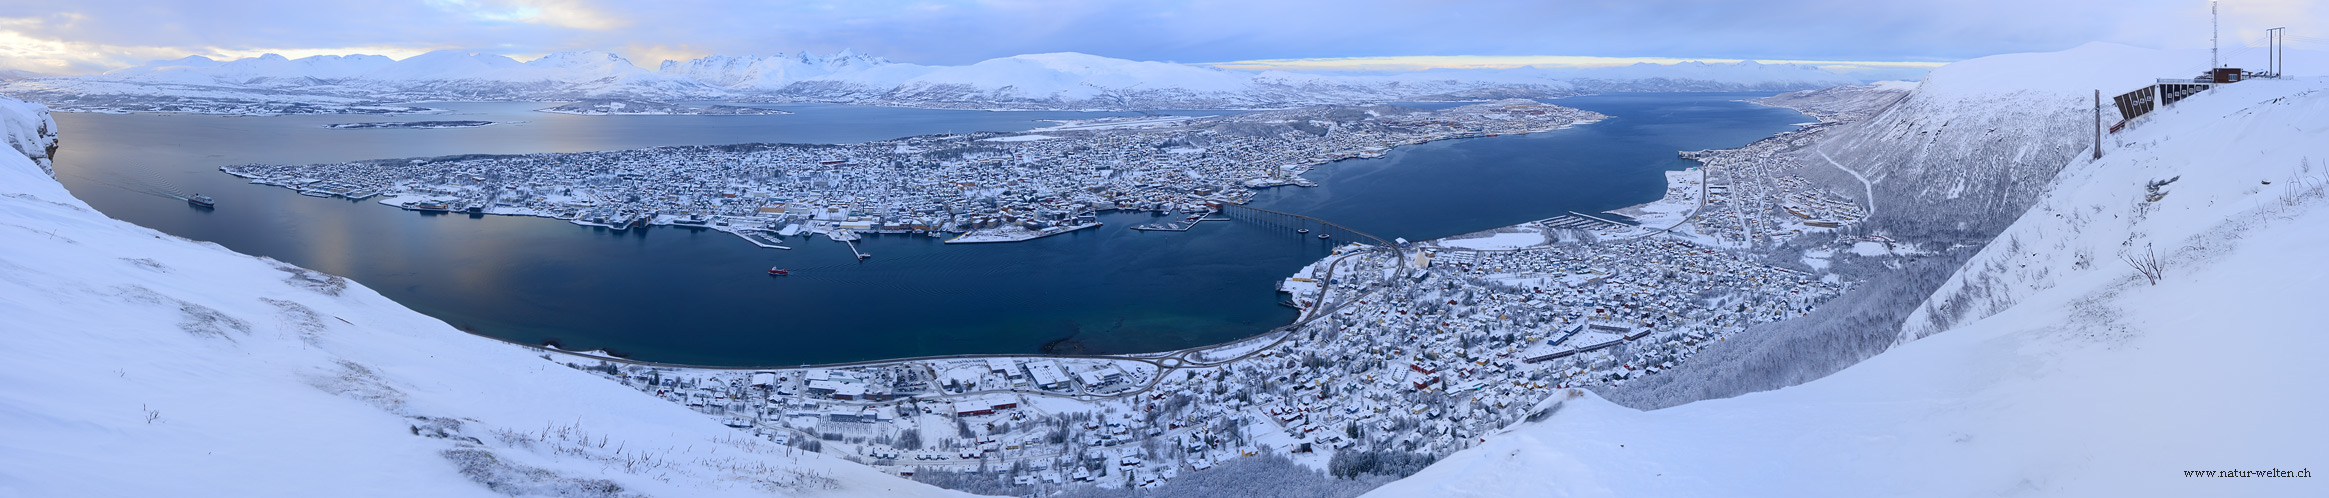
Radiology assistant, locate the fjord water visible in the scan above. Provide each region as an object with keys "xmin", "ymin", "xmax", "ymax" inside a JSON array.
[{"xmin": 50, "ymin": 95, "xmax": 1807, "ymax": 365}]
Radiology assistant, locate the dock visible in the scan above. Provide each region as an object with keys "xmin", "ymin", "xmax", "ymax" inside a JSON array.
[
  {"xmin": 731, "ymin": 230, "xmax": 792, "ymax": 250},
  {"xmin": 845, "ymin": 238, "xmax": 869, "ymax": 260}
]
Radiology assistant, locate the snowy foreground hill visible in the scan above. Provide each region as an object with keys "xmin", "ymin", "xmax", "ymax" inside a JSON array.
[
  {"xmin": 0, "ymin": 96, "xmax": 967, "ymax": 496},
  {"xmin": 1366, "ymin": 69, "xmax": 2329, "ymax": 496},
  {"xmin": 0, "ymin": 49, "xmax": 1858, "ymax": 113}
]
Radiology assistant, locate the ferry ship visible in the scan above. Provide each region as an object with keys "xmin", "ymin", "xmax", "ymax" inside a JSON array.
[
  {"xmin": 767, "ymin": 268, "xmax": 790, "ymax": 276},
  {"xmin": 186, "ymin": 194, "xmax": 216, "ymax": 208}
]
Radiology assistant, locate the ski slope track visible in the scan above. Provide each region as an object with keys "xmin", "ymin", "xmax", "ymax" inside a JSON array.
[
  {"xmin": 0, "ymin": 95, "xmax": 969, "ymax": 496},
  {"xmin": 1364, "ymin": 66, "xmax": 2329, "ymax": 497}
]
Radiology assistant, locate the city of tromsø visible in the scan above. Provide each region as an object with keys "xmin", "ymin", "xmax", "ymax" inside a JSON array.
[
  {"xmin": 207, "ymin": 77, "xmax": 1881, "ymax": 480},
  {"xmin": 220, "ymin": 89, "xmax": 1876, "ymax": 489}
]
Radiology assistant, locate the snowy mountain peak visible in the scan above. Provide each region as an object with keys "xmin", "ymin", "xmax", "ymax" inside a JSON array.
[{"xmin": 525, "ymin": 50, "xmax": 642, "ymax": 71}]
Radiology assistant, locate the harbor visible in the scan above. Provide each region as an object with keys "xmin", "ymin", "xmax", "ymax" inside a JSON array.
[{"xmin": 945, "ymin": 221, "xmax": 1105, "ymax": 244}]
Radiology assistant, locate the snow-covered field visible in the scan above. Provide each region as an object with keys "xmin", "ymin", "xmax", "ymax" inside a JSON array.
[
  {"xmin": 0, "ymin": 95, "xmax": 965, "ymax": 496},
  {"xmin": 1602, "ymin": 168, "xmax": 1703, "ymax": 231},
  {"xmin": 1435, "ymin": 231, "xmax": 1548, "ymax": 251},
  {"xmin": 1365, "ymin": 76, "xmax": 2329, "ymax": 498}
]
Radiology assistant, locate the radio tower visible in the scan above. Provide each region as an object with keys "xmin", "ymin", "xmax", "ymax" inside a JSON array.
[{"xmin": 2211, "ymin": 0, "xmax": 2220, "ymax": 68}]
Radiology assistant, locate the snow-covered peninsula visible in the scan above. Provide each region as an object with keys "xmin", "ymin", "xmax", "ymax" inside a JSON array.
[{"xmin": 537, "ymin": 99, "xmax": 793, "ymax": 115}]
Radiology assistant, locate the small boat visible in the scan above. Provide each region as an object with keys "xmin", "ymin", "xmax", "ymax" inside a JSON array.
[
  {"xmin": 186, "ymin": 194, "xmax": 216, "ymax": 208},
  {"xmin": 767, "ymin": 268, "xmax": 790, "ymax": 276},
  {"xmin": 1297, "ymin": 228, "xmax": 1310, "ymax": 234},
  {"xmin": 1317, "ymin": 233, "xmax": 1331, "ymax": 239}
]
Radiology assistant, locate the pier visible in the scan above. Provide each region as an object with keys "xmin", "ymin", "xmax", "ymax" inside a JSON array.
[
  {"xmin": 844, "ymin": 238, "xmax": 869, "ymax": 260},
  {"xmin": 731, "ymin": 230, "xmax": 791, "ymax": 250}
]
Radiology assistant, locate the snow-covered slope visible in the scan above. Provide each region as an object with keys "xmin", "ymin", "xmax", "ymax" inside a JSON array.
[
  {"xmin": 1802, "ymin": 43, "xmax": 2206, "ymax": 242},
  {"xmin": 1364, "ymin": 77, "xmax": 2329, "ymax": 498},
  {"xmin": 4, "ymin": 50, "xmax": 1863, "ymax": 113},
  {"xmin": 0, "ymin": 95, "xmax": 55, "ymax": 176},
  {"xmin": 657, "ymin": 50, "xmax": 913, "ymax": 90},
  {"xmin": 1750, "ymin": 80, "xmax": 1916, "ymax": 123},
  {"xmin": 0, "ymin": 96, "xmax": 962, "ymax": 497},
  {"xmin": 1593, "ymin": 43, "xmax": 2290, "ymax": 413}
]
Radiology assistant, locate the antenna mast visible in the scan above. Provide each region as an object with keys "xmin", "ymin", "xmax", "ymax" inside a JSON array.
[{"xmin": 2211, "ymin": 0, "xmax": 2220, "ymax": 69}]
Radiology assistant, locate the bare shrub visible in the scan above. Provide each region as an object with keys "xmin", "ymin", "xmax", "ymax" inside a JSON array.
[
  {"xmin": 440, "ymin": 449, "xmax": 641, "ymax": 498},
  {"xmin": 273, "ymin": 263, "xmax": 348, "ymax": 296},
  {"xmin": 2122, "ymin": 244, "xmax": 2164, "ymax": 285},
  {"xmin": 177, "ymin": 301, "xmax": 251, "ymax": 339}
]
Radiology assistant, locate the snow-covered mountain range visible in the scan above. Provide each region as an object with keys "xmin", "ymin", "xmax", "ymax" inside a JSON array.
[
  {"xmin": 1367, "ymin": 46, "xmax": 2329, "ymax": 497},
  {"xmin": 0, "ymin": 49, "xmax": 1861, "ymax": 113}
]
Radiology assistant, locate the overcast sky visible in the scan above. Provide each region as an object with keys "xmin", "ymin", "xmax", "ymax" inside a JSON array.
[{"xmin": 0, "ymin": 0, "xmax": 2319, "ymax": 76}]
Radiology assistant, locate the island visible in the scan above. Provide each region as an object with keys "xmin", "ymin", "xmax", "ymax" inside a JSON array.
[
  {"xmin": 223, "ymin": 99, "xmax": 1602, "ymax": 247},
  {"xmin": 323, "ymin": 120, "xmax": 497, "ymax": 129},
  {"xmin": 537, "ymin": 99, "xmax": 794, "ymax": 115}
]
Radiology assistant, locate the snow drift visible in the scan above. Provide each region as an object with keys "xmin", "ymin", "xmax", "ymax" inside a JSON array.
[{"xmin": 0, "ymin": 94, "xmax": 962, "ymax": 496}]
